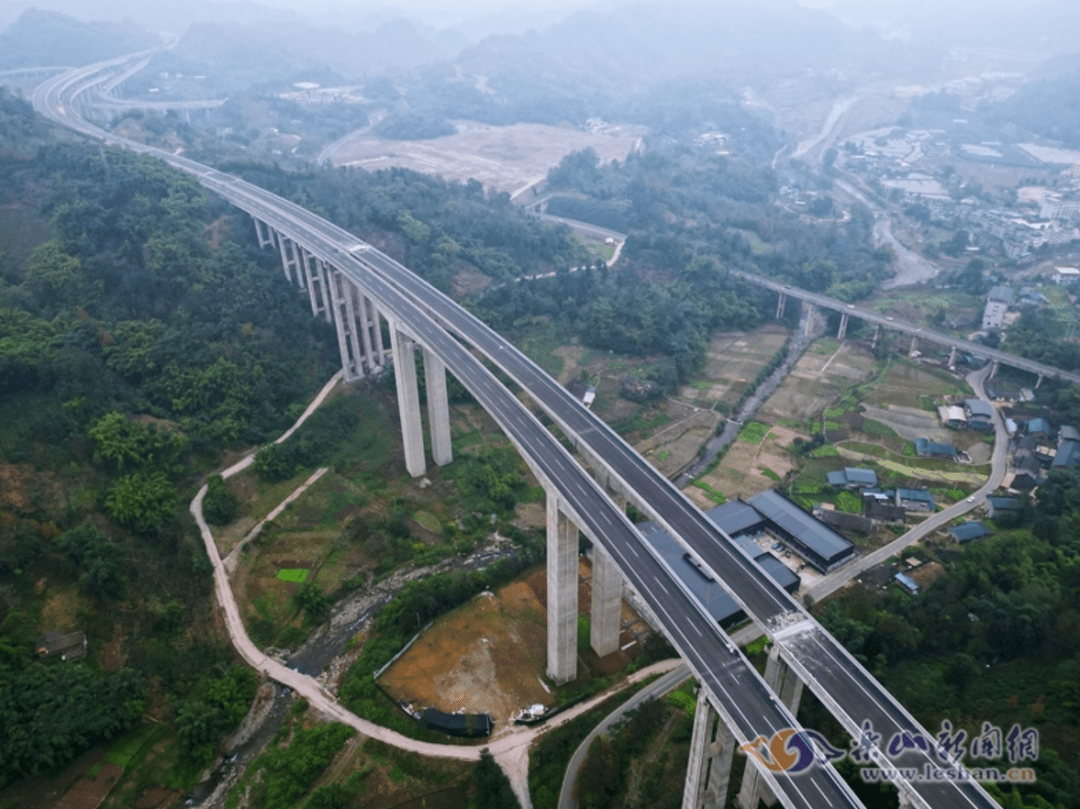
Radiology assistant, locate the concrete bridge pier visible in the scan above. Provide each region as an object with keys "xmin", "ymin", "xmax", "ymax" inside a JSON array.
[
  {"xmin": 871, "ymin": 324, "xmax": 880, "ymax": 349},
  {"xmin": 683, "ymin": 689, "xmax": 737, "ymax": 809},
  {"xmin": 837, "ymin": 313, "xmax": 849, "ymax": 340},
  {"xmin": 546, "ymin": 495, "xmax": 579, "ymax": 684},
  {"xmin": 803, "ymin": 304, "xmax": 817, "ymax": 338},
  {"xmin": 909, "ymin": 335, "xmax": 918, "ymax": 357},
  {"xmin": 311, "ymin": 258, "xmax": 333, "ymax": 323},
  {"xmin": 589, "ymin": 488, "xmax": 624, "ymax": 657},
  {"xmin": 297, "ymin": 248, "xmax": 328, "ymax": 319},
  {"xmin": 325, "ymin": 266, "xmax": 361, "ymax": 381},
  {"xmin": 389, "ymin": 325, "xmax": 426, "ymax": 478},
  {"xmin": 277, "ymin": 233, "xmax": 301, "ymax": 284},
  {"xmin": 948, "ymin": 346, "xmax": 957, "ymax": 369},
  {"xmin": 422, "ymin": 349, "xmax": 453, "ymax": 467},
  {"xmin": 253, "ymin": 216, "xmax": 273, "ymax": 249},
  {"xmin": 590, "ymin": 543, "xmax": 622, "ymax": 658},
  {"xmin": 738, "ymin": 647, "xmax": 805, "ymax": 809},
  {"xmin": 990, "ymin": 360, "xmax": 1000, "ymax": 379},
  {"xmin": 776, "ymin": 293, "xmax": 786, "ymax": 319},
  {"xmin": 357, "ymin": 290, "xmax": 385, "ymax": 372},
  {"xmin": 1036, "ymin": 373, "xmax": 1045, "ymax": 389}
]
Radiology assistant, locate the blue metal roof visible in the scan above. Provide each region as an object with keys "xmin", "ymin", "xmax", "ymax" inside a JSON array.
[
  {"xmin": 747, "ymin": 490, "xmax": 855, "ymax": 567},
  {"xmin": 948, "ymin": 521, "xmax": 992, "ymax": 542}
]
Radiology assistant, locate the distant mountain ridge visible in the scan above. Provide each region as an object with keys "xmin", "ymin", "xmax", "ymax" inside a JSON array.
[{"xmin": 0, "ymin": 8, "xmax": 159, "ymax": 70}]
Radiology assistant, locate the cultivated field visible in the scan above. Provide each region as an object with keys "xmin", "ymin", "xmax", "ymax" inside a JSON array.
[
  {"xmin": 329, "ymin": 121, "xmax": 645, "ymax": 196},
  {"xmin": 521, "ymin": 324, "xmax": 790, "ymax": 480}
]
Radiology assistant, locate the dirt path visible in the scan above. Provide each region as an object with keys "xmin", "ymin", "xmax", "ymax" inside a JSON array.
[{"xmin": 192, "ymin": 367, "xmax": 687, "ymax": 808}]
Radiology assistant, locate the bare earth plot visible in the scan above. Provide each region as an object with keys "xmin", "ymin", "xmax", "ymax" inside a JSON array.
[
  {"xmin": 330, "ymin": 121, "xmax": 644, "ymax": 196},
  {"xmin": 379, "ymin": 580, "xmax": 552, "ymax": 730},
  {"xmin": 379, "ymin": 561, "xmax": 649, "ymax": 733}
]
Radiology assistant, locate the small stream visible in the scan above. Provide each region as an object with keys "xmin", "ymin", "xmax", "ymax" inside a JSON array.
[
  {"xmin": 184, "ymin": 544, "xmax": 517, "ymax": 807},
  {"xmin": 676, "ymin": 306, "xmax": 818, "ymax": 486}
]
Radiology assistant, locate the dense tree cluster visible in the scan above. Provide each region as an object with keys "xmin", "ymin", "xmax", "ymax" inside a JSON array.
[
  {"xmin": 816, "ymin": 468, "xmax": 1080, "ymax": 808},
  {"xmin": 0, "ymin": 664, "xmax": 145, "ymax": 787},
  {"xmin": 252, "ymin": 396, "xmax": 360, "ymax": 482},
  {"xmin": 213, "ymin": 161, "xmax": 588, "ymax": 292},
  {"xmin": 0, "ymin": 140, "xmax": 341, "ymax": 785},
  {"xmin": 472, "ymin": 256, "xmax": 770, "ymax": 392}
]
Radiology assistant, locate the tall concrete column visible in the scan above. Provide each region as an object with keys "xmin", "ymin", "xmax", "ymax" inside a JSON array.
[
  {"xmin": 871, "ymin": 324, "xmax": 881, "ymax": 349},
  {"xmin": 738, "ymin": 647, "xmax": 804, "ymax": 809},
  {"xmin": 354, "ymin": 287, "xmax": 375, "ymax": 373},
  {"xmin": 371, "ymin": 304, "xmax": 387, "ymax": 365},
  {"xmin": 803, "ymin": 304, "xmax": 817, "ymax": 338},
  {"xmin": 1036, "ymin": 373, "xmax": 1044, "ymax": 389},
  {"xmin": 590, "ymin": 544, "xmax": 621, "ymax": 657},
  {"xmin": 909, "ymin": 335, "xmax": 919, "ymax": 357},
  {"xmin": 390, "ymin": 325, "xmax": 426, "ymax": 478},
  {"xmin": 837, "ymin": 312, "xmax": 849, "ymax": 339},
  {"xmin": 948, "ymin": 346, "xmax": 957, "ymax": 369},
  {"xmin": 312, "ymin": 258, "xmax": 333, "ymax": 323},
  {"xmin": 423, "ymin": 349, "xmax": 453, "ymax": 466},
  {"xmin": 990, "ymin": 360, "xmax": 1000, "ymax": 379},
  {"xmin": 277, "ymin": 233, "xmax": 298, "ymax": 283},
  {"xmin": 776, "ymin": 293, "xmax": 786, "ymax": 319},
  {"xmin": 253, "ymin": 216, "xmax": 273, "ymax": 249},
  {"xmin": 303, "ymin": 250, "xmax": 326, "ymax": 319},
  {"xmin": 684, "ymin": 689, "xmax": 736, "ymax": 809},
  {"xmin": 546, "ymin": 495, "xmax": 578, "ymax": 684},
  {"xmin": 338, "ymin": 274, "xmax": 365, "ymax": 380},
  {"xmin": 325, "ymin": 265, "xmax": 357, "ymax": 381}
]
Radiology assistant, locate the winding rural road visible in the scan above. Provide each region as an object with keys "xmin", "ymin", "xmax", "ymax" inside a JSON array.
[{"xmin": 190, "ymin": 369, "xmax": 687, "ymax": 808}]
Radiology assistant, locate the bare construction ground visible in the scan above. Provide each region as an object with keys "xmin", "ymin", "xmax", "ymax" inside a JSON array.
[
  {"xmin": 329, "ymin": 121, "xmax": 645, "ymax": 196},
  {"xmin": 379, "ymin": 560, "xmax": 648, "ymax": 732},
  {"xmin": 379, "ymin": 580, "xmax": 552, "ymax": 728}
]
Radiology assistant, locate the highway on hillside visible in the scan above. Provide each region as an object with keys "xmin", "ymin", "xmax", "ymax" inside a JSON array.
[
  {"xmin": 37, "ymin": 57, "xmax": 1001, "ymax": 809},
  {"xmin": 733, "ymin": 270, "xmax": 1080, "ymax": 386},
  {"xmin": 34, "ymin": 60, "xmax": 866, "ymax": 809}
]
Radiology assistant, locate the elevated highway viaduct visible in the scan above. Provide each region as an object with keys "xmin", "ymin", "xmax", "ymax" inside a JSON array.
[
  {"xmin": 744, "ymin": 271, "xmax": 1080, "ymax": 387},
  {"xmin": 35, "ymin": 56, "xmax": 1006, "ymax": 809}
]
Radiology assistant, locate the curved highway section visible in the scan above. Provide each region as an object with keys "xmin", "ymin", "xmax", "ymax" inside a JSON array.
[{"xmin": 35, "ymin": 56, "xmax": 1000, "ymax": 809}]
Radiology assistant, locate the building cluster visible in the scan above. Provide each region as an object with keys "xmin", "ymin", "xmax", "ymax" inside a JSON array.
[
  {"xmin": 979, "ymin": 284, "xmax": 1050, "ymax": 332},
  {"xmin": 1009, "ymin": 419, "xmax": 1080, "ymax": 491},
  {"xmin": 639, "ymin": 491, "xmax": 857, "ymax": 627},
  {"xmin": 823, "ymin": 466, "xmax": 943, "ymax": 522},
  {"xmin": 836, "ymin": 121, "xmax": 1080, "ymax": 263}
]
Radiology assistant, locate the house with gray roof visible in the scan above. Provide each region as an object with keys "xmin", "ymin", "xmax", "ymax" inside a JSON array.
[
  {"xmin": 1026, "ymin": 418, "xmax": 1051, "ymax": 441},
  {"xmin": 915, "ymin": 437, "xmax": 957, "ymax": 459},
  {"xmin": 896, "ymin": 487, "xmax": 936, "ymax": 513},
  {"xmin": 986, "ymin": 496, "xmax": 1021, "ymax": 518},
  {"xmin": 827, "ymin": 467, "xmax": 878, "ymax": 489},
  {"xmin": 965, "ymin": 399, "xmax": 995, "ymax": 431}
]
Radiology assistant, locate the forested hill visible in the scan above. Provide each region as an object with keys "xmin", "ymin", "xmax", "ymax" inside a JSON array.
[{"xmin": 0, "ymin": 138, "xmax": 336, "ymax": 787}]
